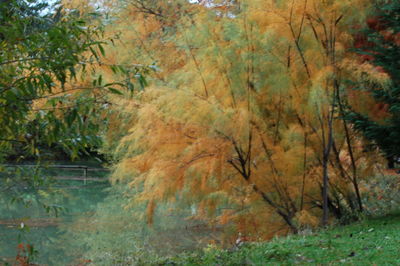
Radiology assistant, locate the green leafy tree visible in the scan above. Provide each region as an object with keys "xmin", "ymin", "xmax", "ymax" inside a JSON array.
[
  {"xmin": 0, "ymin": 0, "xmax": 111, "ymax": 161},
  {"xmin": 0, "ymin": 0, "xmax": 115, "ymax": 228}
]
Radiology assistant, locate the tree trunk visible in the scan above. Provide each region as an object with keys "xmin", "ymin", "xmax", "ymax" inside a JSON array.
[
  {"xmin": 388, "ymin": 156, "xmax": 395, "ymax": 169},
  {"xmin": 322, "ymin": 156, "xmax": 329, "ymax": 226}
]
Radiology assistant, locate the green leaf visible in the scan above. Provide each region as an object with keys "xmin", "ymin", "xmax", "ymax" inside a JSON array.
[
  {"xmin": 98, "ymin": 43, "xmax": 105, "ymax": 57},
  {"xmin": 108, "ymin": 87, "xmax": 123, "ymax": 95}
]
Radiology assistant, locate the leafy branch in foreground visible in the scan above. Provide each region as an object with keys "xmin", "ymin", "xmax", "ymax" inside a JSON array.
[{"xmin": 0, "ymin": 0, "xmax": 150, "ymax": 160}]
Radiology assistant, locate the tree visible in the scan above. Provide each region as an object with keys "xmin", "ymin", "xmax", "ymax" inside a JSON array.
[
  {"xmin": 0, "ymin": 0, "xmax": 150, "ymax": 225},
  {"xmin": 346, "ymin": 1, "xmax": 400, "ymax": 169},
  {"xmin": 101, "ymin": 0, "xmax": 379, "ymax": 240},
  {"xmin": 0, "ymin": 0, "xmax": 151, "ymax": 163},
  {"xmin": 0, "ymin": 0, "xmax": 123, "ymax": 161}
]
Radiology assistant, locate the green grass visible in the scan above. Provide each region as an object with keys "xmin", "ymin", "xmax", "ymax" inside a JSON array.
[{"xmin": 155, "ymin": 214, "xmax": 400, "ymax": 265}]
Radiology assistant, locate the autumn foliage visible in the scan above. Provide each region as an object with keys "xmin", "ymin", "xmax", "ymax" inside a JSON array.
[{"xmin": 97, "ymin": 0, "xmax": 391, "ymax": 239}]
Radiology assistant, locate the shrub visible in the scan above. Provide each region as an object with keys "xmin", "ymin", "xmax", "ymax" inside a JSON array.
[{"xmin": 362, "ymin": 173, "xmax": 400, "ymax": 216}]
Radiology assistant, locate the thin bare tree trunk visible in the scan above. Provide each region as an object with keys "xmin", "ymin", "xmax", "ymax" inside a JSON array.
[
  {"xmin": 300, "ymin": 132, "xmax": 307, "ymax": 210},
  {"xmin": 336, "ymin": 84, "xmax": 363, "ymax": 212}
]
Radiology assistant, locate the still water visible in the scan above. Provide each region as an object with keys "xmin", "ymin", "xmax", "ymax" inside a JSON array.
[{"xmin": 0, "ymin": 166, "xmax": 109, "ymax": 264}]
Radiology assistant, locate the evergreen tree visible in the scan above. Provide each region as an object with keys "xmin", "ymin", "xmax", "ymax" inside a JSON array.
[{"xmin": 346, "ymin": 1, "xmax": 400, "ymax": 168}]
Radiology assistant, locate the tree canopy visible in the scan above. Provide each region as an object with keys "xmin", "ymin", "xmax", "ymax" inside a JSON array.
[
  {"xmin": 96, "ymin": 0, "xmax": 389, "ymax": 239},
  {"xmin": 0, "ymin": 0, "xmax": 120, "ymax": 160}
]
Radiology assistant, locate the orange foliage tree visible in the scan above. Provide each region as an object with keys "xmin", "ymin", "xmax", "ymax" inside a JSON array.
[{"xmin": 102, "ymin": 0, "xmax": 384, "ymax": 238}]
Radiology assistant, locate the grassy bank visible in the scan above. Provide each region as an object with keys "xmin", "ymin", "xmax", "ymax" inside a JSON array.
[{"xmin": 153, "ymin": 214, "xmax": 400, "ymax": 265}]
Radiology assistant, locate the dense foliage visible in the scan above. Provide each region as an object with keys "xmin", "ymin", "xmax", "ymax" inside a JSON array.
[
  {"xmin": 1, "ymin": 0, "xmax": 400, "ymax": 264},
  {"xmin": 101, "ymin": 0, "xmax": 385, "ymax": 240},
  {"xmin": 1, "ymin": 0, "xmax": 97, "ymax": 159},
  {"xmin": 346, "ymin": 1, "xmax": 400, "ymax": 168}
]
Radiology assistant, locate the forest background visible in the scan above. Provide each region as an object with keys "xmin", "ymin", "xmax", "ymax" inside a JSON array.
[{"xmin": 1, "ymin": 0, "xmax": 400, "ymax": 264}]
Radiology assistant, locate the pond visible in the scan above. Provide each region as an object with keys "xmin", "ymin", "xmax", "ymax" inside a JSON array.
[{"xmin": 0, "ymin": 164, "xmax": 110, "ymax": 265}]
